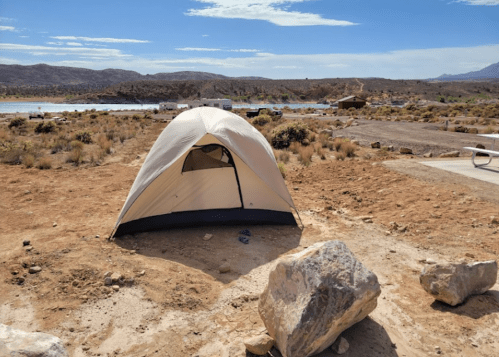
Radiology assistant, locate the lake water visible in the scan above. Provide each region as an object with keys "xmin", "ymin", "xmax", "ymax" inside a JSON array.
[{"xmin": 0, "ymin": 102, "xmax": 330, "ymax": 113}]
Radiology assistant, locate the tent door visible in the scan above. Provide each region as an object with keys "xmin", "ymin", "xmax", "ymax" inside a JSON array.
[{"xmin": 173, "ymin": 144, "xmax": 243, "ymax": 212}]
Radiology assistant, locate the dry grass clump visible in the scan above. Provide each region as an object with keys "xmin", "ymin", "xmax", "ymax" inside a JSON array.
[
  {"xmin": 96, "ymin": 134, "xmax": 113, "ymax": 156},
  {"xmin": 289, "ymin": 141, "xmax": 301, "ymax": 154},
  {"xmin": 274, "ymin": 150, "xmax": 290, "ymax": 163},
  {"xmin": 483, "ymin": 126, "xmax": 496, "ymax": 134},
  {"xmin": 335, "ymin": 152, "xmax": 346, "ymax": 161},
  {"xmin": 318, "ymin": 133, "xmax": 330, "ymax": 148},
  {"xmin": 341, "ymin": 142, "xmax": 356, "ymax": 157},
  {"xmin": 22, "ymin": 153, "xmax": 35, "ymax": 168},
  {"xmin": 66, "ymin": 140, "xmax": 85, "ymax": 165},
  {"xmin": 37, "ymin": 156, "xmax": 52, "ymax": 170},
  {"xmin": 278, "ymin": 163, "xmax": 286, "ymax": 178},
  {"xmin": 297, "ymin": 145, "xmax": 314, "ymax": 166},
  {"xmin": 314, "ymin": 143, "xmax": 327, "ymax": 160}
]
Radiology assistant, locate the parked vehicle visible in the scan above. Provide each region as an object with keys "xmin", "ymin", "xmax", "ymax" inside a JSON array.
[
  {"xmin": 28, "ymin": 111, "xmax": 44, "ymax": 120},
  {"xmin": 246, "ymin": 108, "xmax": 282, "ymax": 118}
]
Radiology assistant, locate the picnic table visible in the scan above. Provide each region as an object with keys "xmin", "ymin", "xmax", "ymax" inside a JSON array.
[{"xmin": 463, "ymin": 134, "xmax": 499, "ymax": 168}]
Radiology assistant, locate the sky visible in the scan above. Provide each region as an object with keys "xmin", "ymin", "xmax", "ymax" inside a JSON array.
[{"xmin": 0, "ymin": 0, "xmax": 498, "ymax": 79}]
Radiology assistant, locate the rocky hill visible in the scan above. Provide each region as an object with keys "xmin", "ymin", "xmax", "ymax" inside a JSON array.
[
  {"xmin": 434, "ymin": 62, "xmax": 499, "ymax": 81},
  {"xmin": 65, "ymin": 78, "xmax": 499, "ymax": 104},
  {"xmin": 0, "ymin": 64, "xmax": 267, "ymax": 87}
]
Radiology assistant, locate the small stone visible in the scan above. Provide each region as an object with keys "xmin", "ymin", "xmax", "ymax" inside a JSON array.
[
  {"xmin": 95, "ymin": 235, "xmax": 100, "ymax": 238},
  {"xmin": 423, "ymin": 152, "xmax": 433, "ymax": 158},
  {"xmin": 104, "ymin": 271, "xmax": 111, "ymax": 277},
  {"xmin": 439, "ymin": 151, "xmax": 460, "ymax": 158},
  {"xmin": 53, "ymin": 222, "xmax": 57, "ymax": 227},
  {"xmin": 104, "ymin": 277, "xmax": 113, "ymax": 286},
  {"xmin": 138, "ymin": 270, "xmax": 145, "ymax": 276},
  {"xmin": 371, "ymin": 141, "xmax": 381, "ymax": 149},
  {"xmin": 25, "ymin": 246, "xmax": 33, "ymax": 251},
  {"xmin": 203, "ymin": 234, "xmax": 213, "ymax": 241},
  {"xmin": 23, "ymin": 240, "xmax": 30, "ymax": 246},
  {"xmin": 491, "ymin": 216, "xmax": 499, "ymax": 225},
  {"xmin": 69, "ymin": 327, "xmax": 75, "ymax": 332},
  {"xmin": 389, "ymin": 249, "xmax": 396, "ymax": 253},
  {"xmin": 465, "ymin": 253, "xmax": 475, "ymax": 258},
  {"xmin": 244, "ymin": 334, "xmax": 275, "ymax": 356},
  {"xmin": 29, "ymin": 266, "xmax": 42, "ymax": 274},
  {"xmin": 219, "ymin": 262, "xmax": 231, "ymax": 274},
  {"xmin": 331, "ymin": 337, "xmax": 349, "ymax": 355},
  {"xmin": 112, "ymin": 285, "xmax": 120, "ymax": 292},
  {"xmin": 387, "ymin": 145, "xmax": 394, "ymax": 152},
  {"xmin": 425, "ymin": 258, "xmax": 436, "ymax": 264},
  {"xmin": 111, "ymin": 272, "xmax": 122, "ymax": 282},
  {"xmin": 400, "ymin": 147, "xmax": 413, "ymax": 155}
]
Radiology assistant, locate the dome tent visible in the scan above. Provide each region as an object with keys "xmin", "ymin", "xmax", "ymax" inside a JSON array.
[{"xmin": 112, "ymin": 107, "xmax": 297, "ymax": 237}]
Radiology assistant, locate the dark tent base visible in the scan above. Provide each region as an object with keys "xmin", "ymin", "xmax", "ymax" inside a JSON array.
[{"xmin": 113, "ymin": 208, "xmax": 297, "ymax": 237}]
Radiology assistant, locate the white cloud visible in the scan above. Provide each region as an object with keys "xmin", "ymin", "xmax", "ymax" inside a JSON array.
[
  {"xmin": 186, "ymin": 0, "xmax": 356, "ymax": 26},
  {"xmin": 19, "ymin": 35, "xmax": 29, "ymax": 38},
  {"xmin": 50, "ymin": 36, "xmax": 150, "ymax": 43},
  {"xmin": 456, "ymin": 0, "xmax": 499, "ymax": 4},
  {"xmin": 66, "ymin": 42, "xmax": 83, "ymax": 46},
  {"xmin": 0, "ymin": 43, "xmax": 132, "ymax": 58},
  {"xmin": 202, "ymin": 34, "xmax": 209, "ymax": 37},
  {"xmin": 46, "ymin": 41, "xmax": 63, "ymax": 45},
  {"xmin": 230, "ymin": 49, "xmax": 260, "ymax": 52},
  {"xmin": 0, "ymin": 25, "xmax": 15, "ymax": 31},
  {"xmin": 176, "ymin": 47, "xmax": 222, "ymax": 51}
]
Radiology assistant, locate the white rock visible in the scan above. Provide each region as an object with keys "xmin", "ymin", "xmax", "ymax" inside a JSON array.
[
  {"xmin": 244, "ymin": 334, "xmax": 275, "ymax": 355},
  {"xmin": 203, "ymin": 233, "xmax": 213, "ymax": 241},
  {"xmin": 218, "ymin": 262, "xmax": 231, "ymax": 274},
  {"xmin": 258, "ymin": 240, "xmax": 381, "ymax": 357},
  {"xmin": 420, "ymin": 261, "xmax": 498, "ymax": 306},
  {"xmin": 0, "ymin": 324, "xmax": 69, "ymax": 357}
]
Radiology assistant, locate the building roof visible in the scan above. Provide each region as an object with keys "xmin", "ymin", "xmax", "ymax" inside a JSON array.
[{"xmin": 336, "ymin": 95, "xmax": 366, "ymax": 102}]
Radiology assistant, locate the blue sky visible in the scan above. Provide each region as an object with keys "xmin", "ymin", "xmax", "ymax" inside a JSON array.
[{"xmin": 0, "ymin": 0, "xmax": 498, "ymax": 79}]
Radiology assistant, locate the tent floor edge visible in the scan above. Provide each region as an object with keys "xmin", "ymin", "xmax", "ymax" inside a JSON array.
[{"xmin": 114, "ymin": 208, "xmax": 297, "ymax": 237}]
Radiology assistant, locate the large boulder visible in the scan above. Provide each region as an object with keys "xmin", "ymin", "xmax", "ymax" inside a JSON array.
[
  {"xmin": 258, "ymin": 241, "xmax": 381, "ymax": 357},
  {"xmin": 0, "ymin": 324, "xmax": 69, "ymax": 357},
  {"xmin": 420, "ymin": 261, "xmax": 498, "ymax": 306}
]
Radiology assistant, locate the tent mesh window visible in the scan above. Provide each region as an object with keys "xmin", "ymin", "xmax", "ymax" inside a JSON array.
[{"xmin": 182, "ymin": 144, "xmax": 235, "ymax": 172}]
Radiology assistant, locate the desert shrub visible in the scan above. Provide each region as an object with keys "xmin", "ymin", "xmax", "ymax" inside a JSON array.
[
  {"xmin": 37, "ymin": 156, "xmax": 52, "ymax": 170},
  {"xmin": 309, "ymin": 132, "xmax": 316, "ymax": 142},
  {"xmin": 0, "ymin": 141, "xmax": 33, "ymax": 165},
  {"xmin": 90, "ymin": 113, "xmax": 98, "ymax": 119},
  {"xmin": 153, "ymin": 108, "xmax": 159, "ymax": 114},
  {"xmin": 278, "ymin": 163, "xmax": 286, "ymax": 178},
  {"xmin": 271, "ymin": 122, "xmax": 309, "ymax": 149},
  {"xmin": 289, "ymin": 141, "xmax": 301, "ymax": 154},
  {"xmin": 252, "ymin": 114, "xmax": 272, "ymax": 126},
  {"xmin": 22, "ymin": 154, "xmax": 35, "ymax": 168},
  {"xmin": 341, "ymin": 142, "xmax": 356, "ymax": 157},
  {"xmin": 297, "ymin": 145, "xmax": 314, "ymax": 166},
  {"xmin": 333, "ymin": 138, "xmax": 343, "ymax": 152},
  {"xmin": 50, "ymin": 137, "xmax": 71, "ymax": 154},
  {"xmin": 483, "ymin": 126, "xmax": 495, "ymax": 134},
  {"xmin": 106, "ymin": 129, "xmax": 116, "ymax": 141},
  {"xmin": 274, "ymin": 150, "xmax": 290, "ymax": 163},
  {"xmin": 0, "ymin": 128, "xmax": 10, "ymax": 141},
  {"xmin": 318, "ymin": 133, "xmax": 330, "ymax": 148},
  {"xmin": 132, "ymin": 114, "xmax": 141, "ymax": 120},
  {"xmin": 96, "ymin": 134, "xmax": 113, "ymax": 155},
  {"xmin": 143, "ymin": 113, "xmax": 152, "ymax": 119},
  {"xmin": 335, "ymin": 152, "xmax": 346, "ymax": 161},
  {"xmin": 8, "ymin": 117, "xmax": 26, "ymax": 129},
  {"xmin": 314, "ymin": 143, "xmax": 326, "ymax": 160},
  {"xmin": 34, "ymin": 121, "xmax": 56, "ymax": 134},
  {"xmin": 66, "ymin": 140, "xmax": 85, "ymax": 165},
  {"xmin": 74, "ymin": 130, "xmax": 92, "ymax": 144}
]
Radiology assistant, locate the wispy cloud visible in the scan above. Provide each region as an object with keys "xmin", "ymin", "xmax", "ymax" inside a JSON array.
[
  {"xmin": 176, "ymin": 47, "xmax": 260, "ymax": 52},
  {"xmin": 0, "ymin": 25, "xmax": 16, "ymax": 31},
  {"xmin": 46, "ymin": 42, "xmax": 63, "ymax": 45},
  {"xmin": 176, "ymin": 47, "xmax": 221, "ymax": 51},
  {"xmin": 0, "ymin": 43, "xmax": 132, "ymax": 58},
  {"xmin": 202, "ymin": 34, "xmax": 209, "ymax": 37},
  {"xmin": 186, "ymin": 0, "xmax": 357, "ymax": 26},
  {"xmin": 66, "ymin": 42, "xmax": 83, "ymax": 46},
  {"xmin": 19, "ymin": 35, "xmax": 29, "ymax": 38},
  {"xmin": 50, "ymin": 36, "xmax": 150, "ymax": 43},
  {"xmin": 455, "ymin": 0, "xmax": 499, "ymax": 4}
]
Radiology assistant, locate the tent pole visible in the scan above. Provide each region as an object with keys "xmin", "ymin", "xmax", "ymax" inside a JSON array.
[{"xmin": 293, "ymin": 207, "xmax": 305, "ymax": 229}]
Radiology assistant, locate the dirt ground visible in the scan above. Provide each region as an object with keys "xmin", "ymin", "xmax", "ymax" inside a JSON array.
[{"xmin": 1, "ymin": 115, "xmax": 499, "ymax": 357}]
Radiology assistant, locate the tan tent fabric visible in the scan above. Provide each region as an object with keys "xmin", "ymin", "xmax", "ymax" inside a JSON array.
[{"xmin": 113, "ymin": 107, "xmax": 296, "ymax": 234}]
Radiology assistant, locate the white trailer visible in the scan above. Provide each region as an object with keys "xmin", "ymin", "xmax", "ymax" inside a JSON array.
[{"xmin": 159, "ymin": 102, "xmax": 178, "ymax": 111}]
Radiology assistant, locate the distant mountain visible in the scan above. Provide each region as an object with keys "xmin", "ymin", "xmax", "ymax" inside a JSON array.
[
  {"xmin": 435, "ymin": 62, "xmax": 499, "ymax": 81},
  {"xmin": 0, "ymin": 64, "xmax": 268, "ymax": 87}
]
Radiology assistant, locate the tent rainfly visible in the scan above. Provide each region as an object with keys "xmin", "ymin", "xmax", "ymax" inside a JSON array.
[{"xmin": 112, "ymin": 107, "xmax": 297, "ymax": 237}]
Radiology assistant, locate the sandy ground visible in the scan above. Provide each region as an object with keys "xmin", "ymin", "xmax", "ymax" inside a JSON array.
[{"xmin": 1, "ymin": 118, "xmax": 499, "ymax": 357}]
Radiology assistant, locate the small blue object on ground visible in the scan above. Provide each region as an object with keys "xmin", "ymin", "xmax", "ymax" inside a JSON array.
[
  {"xmin": 238, "ymin": 236, "xmax": 249, "ymax": 244},
  {"xmin": 239, "ymin": 229, "xmax": 251, "ymax": 236}
]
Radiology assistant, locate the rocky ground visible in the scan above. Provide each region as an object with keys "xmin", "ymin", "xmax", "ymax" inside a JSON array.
[{"xmin": 1, "ymin": 114, "xmax": 499, "ymax": 356}]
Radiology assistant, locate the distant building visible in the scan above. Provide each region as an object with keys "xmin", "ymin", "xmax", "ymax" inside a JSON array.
[
  {"xmin": 186, "ymin": 98, "xmax": 232, "ymax": 110},
  {"xmin": 159, "ymin": 102, "xmax": 178, "ymax": 110},
  {"xmin": 335, "ymin": 96, "xmax": 366, "ymax": 110}
]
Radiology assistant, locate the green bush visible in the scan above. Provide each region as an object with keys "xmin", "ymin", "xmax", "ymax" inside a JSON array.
[
  {"xmin": 34, "ymin": 121, "xmax": 56, "ymax": 134},
  {"xmin": 271, "ymin": 122, "xmax": 309, "ymax": 149},
  {"xmin": 252, "ymin": 114, "xmax": 272, "ymax": 126},
  {"xmin": 74, "ymin": 130, "xmax": 92, "ymax": 144},
  {"xmin": 8, "ymin": 117, "xmax": 26, "ymax": 129}
]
